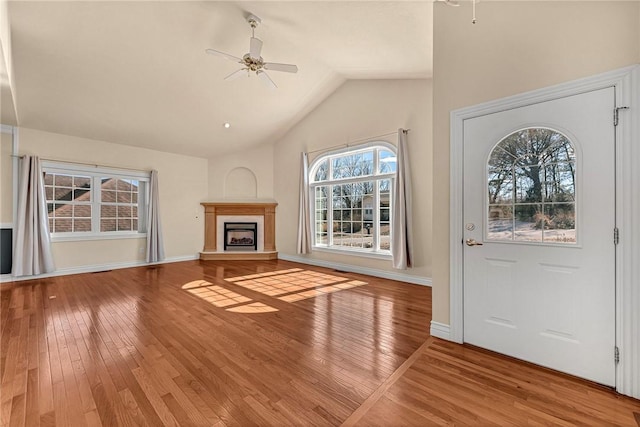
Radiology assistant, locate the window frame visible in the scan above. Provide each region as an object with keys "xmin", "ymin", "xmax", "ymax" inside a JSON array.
[
  {"xmin": 484, "ymin": 127, "xmax": 579, "ymax": 246},
  {"xmin": 309, "ymin": 141, "xmax": 396, "ymax": 257},
  {"xmin": 42, "ymin": 161, "xmax": 150, "ymax": 241}
]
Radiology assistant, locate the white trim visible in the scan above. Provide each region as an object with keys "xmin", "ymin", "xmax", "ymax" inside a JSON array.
[
  {"xmin": 278, "ymin": 253, "xmax": 431, "ymax": 287},
  {"xmin": 0, "ymin": 223, "xmax": 12, "ymax": 229},
  {"xmin": 449, "ymin": 65, "xmax": 639, "ymax": 399},
  {"xmin": 41, "ymin": 160, "xmax": 150, "ymax": 179},
  {"xmin": 312, "ymin": 246, "xmax": 392, "ymax": 260},
  {"xmin": 0, "ymin": 254, "xmax": 198, "ymax": 284},
  {"xmin": 617, "ymin": 65, "xmax": 640, "ymax": 399},
  {"xmin": 0, "ymin": 124, "xmax": 13, "ymax": 134},
  {"xmin": 51, "ymin": 232, "xmax": 147, "ymax": 242},
  {"xmin": 430, "ymin": 321, "xmax": 451, "ymax": 340}
]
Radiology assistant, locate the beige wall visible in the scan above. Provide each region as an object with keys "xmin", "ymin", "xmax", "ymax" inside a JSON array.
[
  {"xmin": 15, "ymin": 127, "xmax": 208, "ymax": 271},
  {"xmin": 208, "ymin": 143, "xmax": 274, "ymax": 201},
  {"xmin": 432, "ymin": 1, "xmax": 640, "ymax": 324},
  {"xmin": 274, "ymin": 78, "xmax": 432, "ymax": 281},
  {"xmin": 0, "ymin": 130, "xmax": 11, "ymax": 224}
]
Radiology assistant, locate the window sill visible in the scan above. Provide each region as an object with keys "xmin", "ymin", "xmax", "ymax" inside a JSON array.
[
  {"xmin": 312, "ymin": 246, "xmax": 392, "ymax": 260},
  {"xmin": 51, "ymin": 233, "xmax": 147, "ymax": 243}
]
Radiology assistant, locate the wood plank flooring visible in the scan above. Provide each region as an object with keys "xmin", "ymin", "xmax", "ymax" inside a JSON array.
[{"xmin": 1, "ymin": 259, "xmax": 639, "ymax": 426}]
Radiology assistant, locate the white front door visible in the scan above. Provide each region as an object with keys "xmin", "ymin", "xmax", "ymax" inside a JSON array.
[{"xmin": 463, "ymin": 87, "xmax": 616, "ymax": 386}]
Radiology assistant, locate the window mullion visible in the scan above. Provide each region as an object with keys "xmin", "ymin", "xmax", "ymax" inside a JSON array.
[
  {"xmin": 328, "ymin": 185, "xmax": 334, "ymax": 247},
  {"xmin": 373, "ymin": 147, "xmax": 379, "ymax": 177},
  {"xmin": 373, "ymin": 179, "xmax": 380, "ymax": 251}
]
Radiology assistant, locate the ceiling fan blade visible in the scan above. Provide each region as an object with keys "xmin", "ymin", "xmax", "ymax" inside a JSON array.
[
  {"xmin": 263, "ymin": 62, "xmax": 298, "ymax": 73},
  {"xmin": 205, "ymin": 48, "xmax": 242, "ymax": 63},
  {"xmin": 249, "ymin": 37, "xmax": 263, "ymax": 59},
  {"xmin": 257, "ymin": 71, "xmax": 277, "ymax": 89},
  {"xmin": 224, "ymin": 68, "xmax": 249, "ymax": 81}
]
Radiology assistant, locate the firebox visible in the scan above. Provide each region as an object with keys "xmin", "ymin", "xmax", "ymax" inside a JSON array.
[{"xmin": 224, "ymin": 222, "xmax": 258, "ymax": 251}]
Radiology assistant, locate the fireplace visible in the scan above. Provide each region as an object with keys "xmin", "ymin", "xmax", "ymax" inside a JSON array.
[
  {"xmin": 224, "ymin": 222, "xmax": 258, "ymax": 251},
  {"xmin": 200, "ymin": 202, "xmax": 277, "ymax": 260}
]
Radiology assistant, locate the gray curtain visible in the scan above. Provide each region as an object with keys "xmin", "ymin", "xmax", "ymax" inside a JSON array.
[
  {"xmin": 12, "ymin": 155, "xmax": 55, "ymax": 276},
  {"xmin": 146, "ymin": 169, "xmax": 165, "ymax": 263},
  {"xmin": 297, "ymin": 152, "xmax": 312, "ymax": 254},
  {"xmin": 391, "ymin": 129, "xmax": 413, "ymax": 269}
]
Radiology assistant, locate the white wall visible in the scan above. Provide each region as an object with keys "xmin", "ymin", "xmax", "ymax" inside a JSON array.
[
  {"xmin": 432, "ymin": 1, "xmax": 640, "ymax": 324},
  {"xmin": 273, "ymin": 79, "xmax": 432, "ymax": 283},
  {"xmin": 208, "ymin": 143, "xmax": 274, "ymax": 201},
  {"xmin": 14, "ymin": 127, "xmax": 208, "ymax": 272}
]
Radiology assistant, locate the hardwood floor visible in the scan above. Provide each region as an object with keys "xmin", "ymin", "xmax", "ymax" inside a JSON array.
[{"xmin": 1, "ymin": 259, "xmax": 639, "ymax": 426}]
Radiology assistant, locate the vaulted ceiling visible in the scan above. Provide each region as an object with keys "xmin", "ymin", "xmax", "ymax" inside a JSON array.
[{"xmin": 4, "ymin": 1, "xmax": 432, "ymax": 157}]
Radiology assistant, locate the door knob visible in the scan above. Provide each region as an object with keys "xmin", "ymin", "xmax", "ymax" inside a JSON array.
[{"xmin": 466, "ymin": 239, "xmax": 484, "ymax": 246}]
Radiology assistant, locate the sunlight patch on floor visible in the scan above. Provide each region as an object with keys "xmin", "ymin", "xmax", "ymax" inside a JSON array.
[
  {"xmin": 182, "ymin": 280, "xmax": 278, "ymax": 312},
  {"xmin": 182, "ymin": 269, "xmax": 367, "ymax": 314},
  {"xmin": 277, "ymin": 280, "xmax": 367, "ymax": 302},
  {"xmin": 225, "ymin": 269, "xmax": 367, "ymax": 302},
  {"xmin": 227, "ymin": 302, "xmax": 278, "ymax": 313}
]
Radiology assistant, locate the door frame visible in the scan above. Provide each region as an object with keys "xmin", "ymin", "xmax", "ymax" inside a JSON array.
[{"xmin": 448, "ymin": 65, "xmax": 639, "ymax": 398}]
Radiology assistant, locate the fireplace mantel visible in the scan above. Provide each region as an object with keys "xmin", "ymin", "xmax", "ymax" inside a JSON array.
[{"xmin": 200, "ymin": 202, "xmax": 277, "ymax": 260}]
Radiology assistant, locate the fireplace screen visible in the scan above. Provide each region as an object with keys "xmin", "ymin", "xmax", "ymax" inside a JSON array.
[{"xmin": 224, "ymin": 222, "xmax": 258, "ymax": 251}]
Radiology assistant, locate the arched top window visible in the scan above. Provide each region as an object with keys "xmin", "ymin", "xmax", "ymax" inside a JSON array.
[
  {"xmin": 310, "ymin": 142, "xmax": 397, "ymax": 183},
  {"xmin": 487, "ymin": 128, "xmax": 577, "ymax": 244},
  {"xmin": 310, "ymin": 142, "xmax": 396, "ymax": 255}
]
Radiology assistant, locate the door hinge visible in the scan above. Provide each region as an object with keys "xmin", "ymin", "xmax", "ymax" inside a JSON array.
[
  {"xmin": 615, "ymin": 346, "xmax": 620, "ymax": 364},
  {"xmin": 614, "ymin": 227, "xmax": 619, "ymax": 245},
  {"xmin": 614, "ymin": 106, "xmax": 629, "ymax": 126}
]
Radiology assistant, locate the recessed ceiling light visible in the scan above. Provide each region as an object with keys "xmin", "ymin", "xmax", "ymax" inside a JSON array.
[{"xmin": 223, "ymin": 122, "xmax": 231, "ymax": 129}]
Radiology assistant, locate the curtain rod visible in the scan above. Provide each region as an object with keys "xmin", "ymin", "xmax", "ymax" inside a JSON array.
[
  {"xmin": 307, "ymin": 128, "xmax": 410, "ymax": 155},
  {"xmin": 11, "ymin": 155, "xmax": 149, "ymax": 174}
]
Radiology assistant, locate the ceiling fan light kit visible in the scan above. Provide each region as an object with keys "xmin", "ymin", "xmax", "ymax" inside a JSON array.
[{"xmin": 205, "ymin": 13, "xmax": 298, "ymax": 89}]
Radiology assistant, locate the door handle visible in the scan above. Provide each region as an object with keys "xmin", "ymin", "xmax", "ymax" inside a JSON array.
[{"xmin": 466, "ymin": 239, "xmax": 484, "ymax": 247}]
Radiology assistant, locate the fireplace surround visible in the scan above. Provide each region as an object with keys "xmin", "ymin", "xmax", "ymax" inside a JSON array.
[{"xmin": 200, "ymin": 202, "xmax": 277, "ymax": 260}]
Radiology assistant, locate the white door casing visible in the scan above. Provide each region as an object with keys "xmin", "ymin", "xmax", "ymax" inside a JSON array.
[
  {"xmin": 463, "ymin": 88, "xmax": 615, "ymax": 386},
  {"xmin": 445, "ymin": 65, "xmax": 640, "ymax": 398}
]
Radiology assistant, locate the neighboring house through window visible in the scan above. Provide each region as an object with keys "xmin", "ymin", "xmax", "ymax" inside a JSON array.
[
  {"xmin": 309, "ymin": 142, "xmax": 396, "ymax": 256},
  {"xmin": 42, "ymin": 161, "xmax": 150, "ymax": 240}
]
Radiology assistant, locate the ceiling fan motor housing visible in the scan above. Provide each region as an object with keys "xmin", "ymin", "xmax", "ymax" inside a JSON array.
[{"xmin": 242, "ymin": 54, "xmax": 264, "ymax": 72}]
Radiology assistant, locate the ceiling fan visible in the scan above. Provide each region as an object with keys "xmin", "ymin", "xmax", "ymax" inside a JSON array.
[{"xmin": 205, "ymin": 14, "xmax": 298, "ymax": 89}]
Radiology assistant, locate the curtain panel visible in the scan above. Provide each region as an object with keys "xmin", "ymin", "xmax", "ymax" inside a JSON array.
[
  {"xmin": 12, "ymin": 155, "xmax": 55, "ymax": 276},
  {"xmin": 391, "ymin": 129, "xmax": 414, "ymax": 269},
  {"xmin": 297, "ymin": 152, "xmax": 312, "ymax": 254},
  {"xmin": 146, "ymin": 169, "xmax": 165, "ymax": 263}
]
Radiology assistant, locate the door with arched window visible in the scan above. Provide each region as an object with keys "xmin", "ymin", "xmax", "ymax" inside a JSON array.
[{"xmin": 463, "ymin": 88, "xmax": 616, "ymax": 386}]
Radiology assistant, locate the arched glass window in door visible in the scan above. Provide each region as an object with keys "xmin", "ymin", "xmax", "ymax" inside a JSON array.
[{"xmin": 487, "ymin": 128, "xmax": 576, "ymax": 244}]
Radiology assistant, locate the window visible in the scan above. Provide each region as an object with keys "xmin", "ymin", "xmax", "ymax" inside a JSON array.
[
  {"xmin": 310, "ymin": 142, "xmax": 396, "ymax": 255},
  {"xmin": 487, "ymin": 128, "xmax": 576, "ymax": 244},
  {"xmin": 42, "ymin": 161, "xmax": 149, "ymax": 239}
]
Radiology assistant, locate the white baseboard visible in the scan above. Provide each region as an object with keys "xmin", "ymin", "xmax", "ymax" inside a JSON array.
[
  {"xmin": 278, "ymin": 253, "xmax": 432, "ymax": 287},
  {"xmin": 430, "ymin": 321, "xmax": 451, "ymax": 341},
  {"xmin": 0, "ymin": 255, "xmax": 199, "ymax": 284}
]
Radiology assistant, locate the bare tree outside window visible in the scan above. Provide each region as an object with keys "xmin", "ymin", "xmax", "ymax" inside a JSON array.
[{"xmin": 487, "ymin": 128, "xmax": 576, "ymax": 243}]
